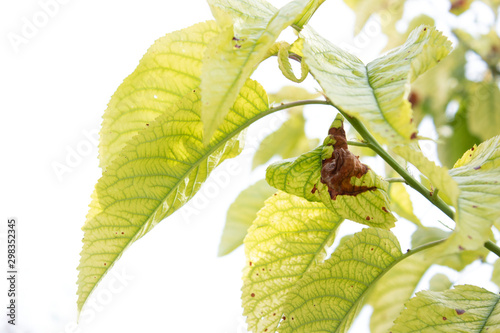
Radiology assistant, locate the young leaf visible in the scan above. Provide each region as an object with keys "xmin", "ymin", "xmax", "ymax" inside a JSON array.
[
  {"xmin": 391, "ymin": 285, "xmax": 500, "ymax": 332},
  {"xmin": 268, "ymin": 85, "xmax": 320, "ymax": 103},
  {"xmin": 252, "ymin": 109, "xmax": 318, "ymax": 169},
  {"xmin": 389, "ymin": 182, "xmax": 421, "ymax": 226},
  {"xmin": 301, "ymin": 25, "xmax": 452, "ymax": 144},
  {"xmin": 429, "ymin": 273, "xmax": 453, "ymax": 291},
  {"xmin": 278, "ymin": 228, "xmax": 402, "ymax": 333},
  {"xmin": 343, "ymin": 0, "xmax": 404, "ymax": 35},
  {"xmin": 99, "ymin": 21, "xmax": 220, "ymax": 169},
  {"xmin": 277, "ymin": 42, "xmax": 309, "ymax": 83},
  {"xmin": 467, "ymin": 81, "xmax": 500, "ymax": 141},
  {"xmin": 218, "ymin": 179, "xmax": 275, "ymax": 256},
  {"xmin": 77, "ymin": 81, "xmax": 269, "ymax": 312},
  {"xmin": 201, "ymin": 0, "xmax": 321, "ymax": 143},
  {"xmin": 450, "ymin": 0, "xmax": 474, "ymax": 15},
  {"xmin": 267, "ymin": 114, "xmax": 396, "ymax": 227},
  {"xmin": 392, "ymin": 144, "xmax": 460, "ymax": 207},
  {"xmin": 491, "ymin": 259, "xmax": 500, "ymax": 288},
  {"xmin": 242, "ymin": 191, "xmax": 343, "ymax": 333}
]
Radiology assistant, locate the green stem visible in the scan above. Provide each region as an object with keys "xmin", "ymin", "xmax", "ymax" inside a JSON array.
[
  {"xmin": 335, "ymin": 108, "xmax": 456, "ymax": 220},
  {"xmin": 485, "ymin": 241, "xmax": 500, "ymax": 258},
  {"xmin": 328, "ymin": 102, "xmax": 500, "ymax": 258},
  {"xmin": 347, "ymin": 140, "xmax": 369, "ymax": 148},
  {"xmin": 385, "ymin": 178, "xmax": 407, "ymax": 183}
]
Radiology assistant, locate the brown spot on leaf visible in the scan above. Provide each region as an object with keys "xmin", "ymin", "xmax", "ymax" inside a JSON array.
[
  {"xmin": 474, "ymin": 166, "xmax": 481, "ymax": 170},
  {"xmin": 442, "ymin": 316, "xmax": 447, "ymax": 320},
  {"xmin": 282, "ymin": 316, "xmax": 286, "ymax": 320},
  {"xmin": 382, "ymin": 207, "xmax": 389, "ymax": 213},
  {"xmin": 471, "ymin": 147, "xmax": 475, "ymax": 151},
  {"xmin": 320, "ymin": 122, "xmax": 376, "ymax": 199},
  {"xmin": 311, "ymin": 184, "xmax": 318, "ymax": 194},
  {"xmin": 366, "ymin": 216, "xmax": 371, "ymax": 221},
  {"xmin": 251, "ymin": 293, "xmax": 255, "ymax": 297},
  {"xmin": 424, "ymin": 27, "xmax": 427, "ymax": 31},
  {"xmin": 458, "ymin": 245, "xmax": 465, "ymax": 251},
  {"xmin": 473, "ymin": 205, "xmax": 478, "ymax": 208},
  {"xmin": 234, "ymin": 44, "xmax": 241, "ymax": 49},
  {"xmin": 273, "ymin": 313, "xmax": 276, "ymax": 316},
  {"xmin": 410, "ymin": 132, "xmax": 418, "ymax": 140},
  {"xmin": 121, "ymin": 232, "xmax": 124, "ymax": 234},
  {"xmin": 468, "ymin": 235, "xmax": 472, "ymax": 239},
  {"xmin": 456, "ymin": 309, "xmax": 466, "ymax": 315},
  {"xmin": 249, "ymin": 262, "xmax": 252, "ymax": 266},
  {"xmin": 104, "ymin": 263, "xmax": 107, "ymax": 266}
]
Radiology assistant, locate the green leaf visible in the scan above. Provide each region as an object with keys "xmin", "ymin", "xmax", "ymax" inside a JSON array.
[
  {"xmin": 368, "ymin": 225, "xmax": 487, "ymax": 333},
  {"xmin": 252, "ymin": 109, "xmax": 318, "ymax": 169},
  {"xmin": 444, "ymin": 135, "xmax": 500, "ymax": 252},
  {"xmin": 77, "ymin": 81, "xmax": 269, "ymax": 312},
  {"xmin": 467, "ymin": 81, "xmax": 500, "ymax": 142},
  {"xmin": 411, "ymin": 43, "xmax": 467, "ymax": 129},
  {"xmin": 450, "ymin": 0, "xmax": 474, "ymax": 15},
  {"xmin": 266, "ymin": 114, "xmax": 396, "ymax": 228},
  {"xmin": 429, "ymin": 273, "xmax": 453, "ymax": 291},
  {"xmin": 437, "ymin": 101, "xmax": 481, "ymax": 169},
  {"xmin": 99, "ymin": 21, "xmax": 220, "ymax": 170},
  {"xmin": 491, "ymin": 258, "xmax": 500, "ymax": 288},
  {"xmin": 201, "ymin": 0, "xmax": 321, "ymax": 143},
  {"xmin": 301, "ymin": 25, "xmax": 452, "ymax": 144},
  {"xmin": 242, "ymin": 191, "xmax": 343, "ymax": 333},
  {"xmin": 343, "ymin": 0, "xmax": 404, "ymax": 35},
  {"xmin": 411, "ymin": 227, "xmax": 488, "ymax": 272},
  {"xmin": 454, "ymin": 29, "xmax": 500, "ymax": 68},
  {"xmin": 391, "ymin": 285, "xmax": 500, "ymax": 332},
  {"xmin": 218, "ymin": 179, "xmax": 275, "ymax": 256},
  {"xmin": 389, "ymin": 182, "xmax": 421, "ymax": 226},
  {"xmin": 277, "ymin": 42, "xmax": 309, "ymax": 83},
  {"xmin": 384, "ymin": 14, "xmax": 436, "ymax": 52},
  {"xmin": 268, "ymin": 85, "xmax": 320, "ymax": 103},
  {"xmin": 368, "ymin": 253, "xmax": 433, "ymax": 333},
  {"xmin": 278, "ymin": 228, "xmax": 402, "ymax": 333},
  {"xmin": 392, "ymin": 144, "xmax": 460, "ymax": 207}
]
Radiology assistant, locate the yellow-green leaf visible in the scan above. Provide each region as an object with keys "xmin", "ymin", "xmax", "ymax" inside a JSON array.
[
  {"xmin": 368, "ymin": 253, "xmax": 433, "ymax": 333},
  {"xmin": 392, "ymin": 144, "xmax": 460, "ymax": 207},
  {"xmin": 491, "ymin": 258, "xmax": 500, "ymax": 288},
  {"xmin": 301, "ymin": 25, "xmax": 452, "ymax": 144},
  {"xmin": 389, "ymin": 182, "xmax": 421, "ymax": 226},
  {"xmin": 444, "ymin": 135, "xmax": 500, "ymax": 252},
  {"xmin": 252, "ymin": 109, "xmax": 318, "ymax": 169},
  {"xmin": 201, "ymin": 0, "xmax": 321, "ymax": 143},
  {"xmin": 467, "ymin": 81, "xmax": 500, "ymax": 141},
  {"xmin": 343, "ymin": 0, "xmax": 404, "ymax": 35},
  {"xmin": 268, "ymin": 85, "xmax": 320, "ymax": 103},
  {"xmin": 277, "ymin": 42, "xmax": 309, "ymax": 83},
  {"xmin": 266, "ymin": 114, "xmax": 396, "ymax": 228},
  {"xmin": 242, "ymin": 191, "xmax": 343, "ymax": 333},
  {"xmin": 429, "ymin": 273, "xmax": 453, "ymax": 291},
  {"xmin": 77, "ymin": 81, "xmax": 269, "ymax": 313},
  {"xmin": 391, "ymin": 285, "xmax": 500, "ymax": 332},
  {"xmin": 218, "ymin": 179, "xmax": 275, "ymax": 256},
  {"xmin": 450, "ymin": 0, "xmax": 474, "ymax": 15},
  {"xmin": 279, "ymin": 228, "xmax": 402, "ymax": 333},
  {"xmin": 99, "ymin": 21, "xmax": 219, "ymax": 170},
  {"xmin": 367, "ymin": 225, "xmax": 484, "ymax": 333}
]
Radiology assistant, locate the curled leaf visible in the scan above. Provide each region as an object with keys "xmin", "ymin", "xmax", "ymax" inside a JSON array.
[{"xmin": 267, "ymin": 114, "xmax": 396, "ymax": 227}]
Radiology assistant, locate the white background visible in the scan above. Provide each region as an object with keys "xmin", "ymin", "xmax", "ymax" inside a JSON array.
[{"xmin": 0, "ymin": 0, "xmax": 498, "ymax": 332}]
